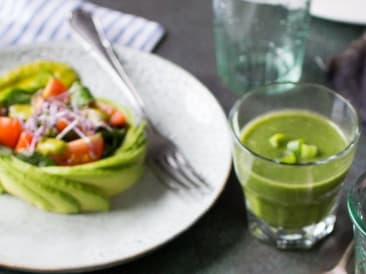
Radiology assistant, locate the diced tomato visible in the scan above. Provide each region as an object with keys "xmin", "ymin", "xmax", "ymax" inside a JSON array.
[
  {"xmin": 55, "ymin": 118, "xmax": 69, "ymax": 132},
  {"xmin": 109, "ymin": 111, "xmax": 126, "ymax": 127},
  {"xmin": 53, "ymin": 134, "xmax": 104, "ymax": 166},
  {"xmin": 96, "ymin": 101, "xmax": 127, "ymax": 127},
  {"xmin": 15, "ymin": 131, "xmax": 33, "ymax": 152},
  {"xmin": 42, "ymin": 78, "xmax": 67, "ymax": 99},
  {"xmin": 0, "ymin": 117, "xmax": 23, "ymax": 148}
]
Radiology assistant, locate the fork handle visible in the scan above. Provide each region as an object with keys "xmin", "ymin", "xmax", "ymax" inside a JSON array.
[{"xmin": 69, "ymin": 8, "xmax": 149, "ymax": 123}]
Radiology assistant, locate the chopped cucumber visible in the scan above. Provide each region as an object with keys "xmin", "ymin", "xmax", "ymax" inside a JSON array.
[
  {"xmin": 269, "ymin": 133, "xmax": 286, "ymax": 148},
  {"xmin": 281, "ymin": 151, "xmax": 297, "ymax": 164},
  {"xmin": 300, "ymin": 144, "xmax": 318, "ymax": 160},
  {"xmin": 36, "ymin": 138, "xmax": 67, "ymax": 156},
  {"xmin": 286, "ymin": 139, "xmax": 304, "ymax": 153}
]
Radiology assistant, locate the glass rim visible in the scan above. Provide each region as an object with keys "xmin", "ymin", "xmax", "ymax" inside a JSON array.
[
  {"xmin": 348, "ymin": 172, "xmax": 366, "ymax": 236},
  {"xmin": 228, "ymin": 82, "xmax": 361, "ymax": 167}
]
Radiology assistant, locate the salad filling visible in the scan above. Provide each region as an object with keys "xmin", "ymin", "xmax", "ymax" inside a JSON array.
[
  {"xmin": 4, "ymin": 78, "xmax": 130, "ymax": 166},
  {"xmin": 0, "ymin": 60, "xmax": 146, "ymax": 213}
]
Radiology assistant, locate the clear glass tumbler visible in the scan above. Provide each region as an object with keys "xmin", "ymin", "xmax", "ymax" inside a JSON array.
[
  {"xmin": 229, "ymin": 83, "xmax": 360, "ymax": 249},
  {"xmin": 348, "ymin": 173, "xmax": 366, "ymax": 274},
  {"xmin": 212, "ymin": 0, "xmax": 311, "ymax": 94}
]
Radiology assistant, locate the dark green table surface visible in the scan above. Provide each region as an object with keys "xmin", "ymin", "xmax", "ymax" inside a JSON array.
[{"xmin": 1, "ymin": 1, "xmax": 366, "ymax": 274}]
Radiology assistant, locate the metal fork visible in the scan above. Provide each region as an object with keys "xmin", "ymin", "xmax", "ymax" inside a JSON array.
[{"xmin": 69, "ymin": 7, "xmax": 210, "ymax": 191}]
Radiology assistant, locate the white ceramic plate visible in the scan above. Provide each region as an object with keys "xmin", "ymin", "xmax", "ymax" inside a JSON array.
[
  {"xmin": 311, "ymin": 0, "xmax": 366, "ymax": 25},
  {"xmin": 0, "ymin": 43, "xmax": 232, "ymax": 272}
]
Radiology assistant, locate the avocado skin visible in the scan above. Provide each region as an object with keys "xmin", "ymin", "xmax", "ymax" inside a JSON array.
[
  {"xmin": 0, "ymin": 156, "xmax": 110, "ymax": 213},
  {"xmin": 0, "ymin": 60, "xmax": 79, "ymax": 94}
]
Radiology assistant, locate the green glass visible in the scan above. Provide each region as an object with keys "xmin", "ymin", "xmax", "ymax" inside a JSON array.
[
  {"xmin": 230, "ymin": 82, "xmax": 360, "ymax": 249},
  {"xmin": 348, "ymin": 173, "xmax": 366, "ymax": 274},
  {"xmin": 212, "ymin": 0, "xmax": 311, "ymax": 94}
]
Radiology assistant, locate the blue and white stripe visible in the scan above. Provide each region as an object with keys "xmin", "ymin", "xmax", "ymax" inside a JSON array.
[{"xmin": 0, "ymin": 0, "xmax": 165, "ymax": 52}]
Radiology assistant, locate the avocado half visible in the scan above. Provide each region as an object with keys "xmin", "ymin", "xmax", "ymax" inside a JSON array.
[{"xmin": 0, "ymin": 60, "xmax": 147, "ymax": 214}]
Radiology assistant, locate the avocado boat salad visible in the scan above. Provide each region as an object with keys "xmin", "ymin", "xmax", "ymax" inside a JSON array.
[{"xmin": 0, "ymin": 60, "xmax": 147, "ymax": 214}]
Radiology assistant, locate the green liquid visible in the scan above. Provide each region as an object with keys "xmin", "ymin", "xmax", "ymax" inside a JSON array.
[{"xmin": 235, "ymin": 110, "xmax": 354, "ymax": 229}]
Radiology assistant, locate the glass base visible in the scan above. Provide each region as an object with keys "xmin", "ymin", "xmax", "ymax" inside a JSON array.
[{"xmin": 248, "ymin": 211, "xmax": 336, "ymax": 249}]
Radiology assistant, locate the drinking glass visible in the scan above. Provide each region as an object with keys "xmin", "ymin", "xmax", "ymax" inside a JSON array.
[
  {"xmin": 229, "ymin": 82, "xmax": 360, "ymax": 249},
  {"xmin": 212, "ymin": 0, "xmax": 311, "ymax": 94},
  {"xmin": 348, "ymin": 173, "xmax": 366, "ymax": 274}
]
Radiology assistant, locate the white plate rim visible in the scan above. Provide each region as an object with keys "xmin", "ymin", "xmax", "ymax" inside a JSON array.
[
  {"xmin": 0, "ymin": 42, "xmax": 232, "ymax": 273},
  {"xmin": 311, "ymin": 0, "xmax": 366, "ymax": 25}
]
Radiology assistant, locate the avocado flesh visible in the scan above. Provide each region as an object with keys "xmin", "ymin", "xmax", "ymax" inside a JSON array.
[
  {"xmin": 41, "ymin": 123, "xmax": 146, "ymax": 196},
  {"xmin": 15, "ymin": 175, "xmax": 80, "ymax": 214},
  {"xmin": 48, "ymin": 164, "xmax": 145, "ymax": 196},
  {"xmin": 43, "ymin": 142, "xmax": 146, "ymax": 172},
  {"xmin": 0, "ymin": 182, "xmax": 4, "ymax": 194},
  {"xmin": 0, "ymin": 71, "xmax": 147, "ymax": 212},
  {"xmin": 0, "ymin": 104, "xmax": 145, "ymax": 211},
  {"xmin": 4, "ymin": 156, "xmax": 110, "ymax": 212},
  {"xmin": 12, "ymin": 157, "xmax": 110, "ymax": 211},
  {"xmin": 0, "ymin": 160, "xmax": 53, "ymax": 211},
  {"xmin": 0, "ymin": 60, "xmax": 79, "ymax": 94},
  {"xmin": 27, "ymin": 183, "xmax": 80, "ymax": 214},
  {"xmin": 42, "ymin": 151, "xmax": 146, "ymax": 196}
]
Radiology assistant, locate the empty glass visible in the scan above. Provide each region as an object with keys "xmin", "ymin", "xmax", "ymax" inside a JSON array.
[{"xmin": 212, "ymin": 0, "xmax": 311, "ymax": 94}]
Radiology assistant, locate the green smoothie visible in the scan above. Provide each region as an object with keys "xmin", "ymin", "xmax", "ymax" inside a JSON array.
[{"xmin": 234, "ymin": 110, "xmax": 354, "ymax": 229}]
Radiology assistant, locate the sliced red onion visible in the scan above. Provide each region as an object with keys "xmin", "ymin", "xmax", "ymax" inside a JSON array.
[
  {"xmin": 56, "ymin": 119, "xmax": 79, "ymax": 140},
  {"xmin": 26, "ymin": 125, "xmax": 44, "ymax": 155}
]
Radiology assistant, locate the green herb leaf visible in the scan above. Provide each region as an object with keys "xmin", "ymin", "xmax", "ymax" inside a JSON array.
[
  {"xmin": 16, "ymin": 152, "xmax": 56, "ymax": 167},
  {"xmin": 70, "ymin": 82, "xmax": 95, "ymax": 108},
  {"xmin": 0, "ymin": 88, "xmax": 33, "ymax": 107},
  {"xmin": 98, "ymin": 128, "xmax": 126, "ymax": 157}
]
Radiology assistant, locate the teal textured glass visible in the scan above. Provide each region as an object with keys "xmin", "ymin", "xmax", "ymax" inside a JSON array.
[
  {"xmin": 212, "ymin": 0, "xmax": 311, "ymax": 94},
  {"xmin": 348, "ymin": 173, "xmax": 366, "ymax": 274}
]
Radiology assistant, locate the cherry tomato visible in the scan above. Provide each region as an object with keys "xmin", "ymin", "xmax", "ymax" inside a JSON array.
[
  {"xmin": 0, "ymin": 117, "xmax": 23, "ymax": 148},
  {"xmin": 96, "ymin": 102, "xmax": 127, "ymax": 127},
  {"xmin": 42, "ymin": 78, "xmax": 67, "ymax": 99},
  {"xmin": 53, "ymin": 134, "xmax": 104, "ymax": 166},
  {"xmin": 15, "ymin": 131, "xmax": 33, "ymax": 152}
]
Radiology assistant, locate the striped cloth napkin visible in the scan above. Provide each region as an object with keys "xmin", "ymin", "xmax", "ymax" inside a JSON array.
[{"xmin": 0, "ymin": 0, "xmax": 165, "ymax": 52}]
